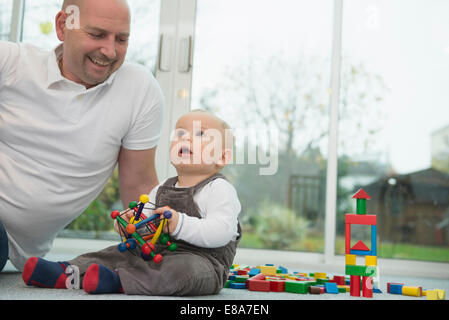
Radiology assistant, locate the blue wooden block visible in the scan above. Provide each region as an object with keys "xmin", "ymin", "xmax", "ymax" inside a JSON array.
[
  {"xmin": 371, "ymin": 225, "xmax": 377, "ymax": 255},
  {"xmin": 373, "ymin": 286, "xmax": 382, "ymax": 293},
  {"xmin": 278, "ymin": 266, "xmax": 288, "ymax": 274},
  {"xmin": 350, "ymin": 249, "xmax": 372, "ymax": 256},
  {"xmin": 325, "ymin": 282, "xmax": 339, "ymax": 294},
  {"xmin": 229, "ymin": 282, "xmax": 247, "ymax": 289},
  {"xmin": 389, "ymin": 284, "xmax": 403, "ymax": 294},
  {"xmin": 248, "ymin": 268, "xmax": 261, "ymax": 277}
]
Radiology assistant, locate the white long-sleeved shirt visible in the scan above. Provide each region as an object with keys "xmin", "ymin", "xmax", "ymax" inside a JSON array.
[{"xmin": 146, "ymin": 177, "xmax": 241, "ymax": 248}]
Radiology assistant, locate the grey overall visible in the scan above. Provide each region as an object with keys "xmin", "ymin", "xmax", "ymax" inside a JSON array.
[{"xmin": 68, "ymin": 173, "xmax": 241, "ymax": 296}]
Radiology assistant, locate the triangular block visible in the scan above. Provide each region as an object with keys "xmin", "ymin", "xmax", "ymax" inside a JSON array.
[
  {"xmin": 351, "ymin": 240, "xmax": 370, "ymax": 251},
  {"xmin": 352, "ymin": 189, "xmax": 371, "ymax": 200}
]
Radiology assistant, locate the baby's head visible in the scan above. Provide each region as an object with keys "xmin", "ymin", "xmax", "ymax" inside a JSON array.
[{"xmin": 170, "ymin": 109, "xmax": 234, "ymax": 176}]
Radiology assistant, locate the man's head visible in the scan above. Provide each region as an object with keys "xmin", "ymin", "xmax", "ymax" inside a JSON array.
[
  {"xmin": 170, "ymin": 110, "xmax": 234, "ymax": 176},
  {"xmin": 55, "ymin": 0, "xmax": 131, "ymax": 88}
]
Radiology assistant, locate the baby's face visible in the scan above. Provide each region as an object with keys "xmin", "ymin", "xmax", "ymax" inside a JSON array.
[{"xmin": 170, "ymin": 112, "xmax": 229, "ymax": 174}]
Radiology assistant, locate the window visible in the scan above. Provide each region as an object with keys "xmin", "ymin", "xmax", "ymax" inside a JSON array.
[
  {"xmin": 0, "ymin": 0, "xmax": 13, "ymax": 40},
  {"xmin": 337, "ymin": 0, "xmax": 449, "ymax": 262},
  {"xmin": 191, "ymin": 0, "xmax": 334, "ymax": 252}
]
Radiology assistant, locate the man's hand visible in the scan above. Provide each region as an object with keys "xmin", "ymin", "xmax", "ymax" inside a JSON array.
[{"xmin": 154, "ymin": 206, "xmax": 179, "ymax": 234}]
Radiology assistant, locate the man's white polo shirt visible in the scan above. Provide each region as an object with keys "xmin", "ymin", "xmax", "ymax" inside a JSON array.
[{"xmin": 0, "ymin": 41, "xmax": 165, "ymax": 270}]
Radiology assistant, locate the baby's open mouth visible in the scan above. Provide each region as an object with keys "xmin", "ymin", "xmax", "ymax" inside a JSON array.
[{"xmin": 178, "ymin": 146, "xmax": 192, "ymax": 157}]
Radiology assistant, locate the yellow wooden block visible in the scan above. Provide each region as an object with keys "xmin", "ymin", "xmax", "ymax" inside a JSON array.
[
  {"xmin": 426, "ymin": 290, "xmax": 438, "ymax": 300},
  {"xmin": 365, "ymin": 255, "xmax": 377, "ymax": 266},
  {"xmin": 257, "ymin": 265, "xmax": 277, "ymax": 276},
  {"xmin": 314, "ymin": 272, "xmax": 326, "ymax": 279},
  {"xmin": 345, "ymin": 254, "xmax": 356, "ymax": 265},
  {"xmin": 423, "ymin": 289, "xmax": 445, "ymax": 300}
]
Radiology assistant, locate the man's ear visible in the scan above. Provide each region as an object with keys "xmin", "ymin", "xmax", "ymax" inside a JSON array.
[
  {"xmin": 55, "ymin": 11, "xmax": 68, "ymax": 41},
  {"xmin": 217, "ymin": 148, "xmax": 233, "ymax": 168}
]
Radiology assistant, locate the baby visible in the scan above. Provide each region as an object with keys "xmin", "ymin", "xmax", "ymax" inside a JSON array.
[{"xmin": 22, "ymin": 110, "xmax": 241, "ymax": 296}]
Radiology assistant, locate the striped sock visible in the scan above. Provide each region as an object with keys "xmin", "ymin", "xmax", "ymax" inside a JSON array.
[
  {"xmin": 22, "ymin": 257, "xmax": 71, "ymax": 289},
  {"xmin": 82, "ymin": 263, "xmax": 124, "ymax": 294}
]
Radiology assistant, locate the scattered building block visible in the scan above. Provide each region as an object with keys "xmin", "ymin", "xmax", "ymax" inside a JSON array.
[
  {"xmin": 309, "ymin": 286, "xmax": 324, "ymax": 294},
  {"xmin": 247, "ymin": 280, "xmax": 270, "ymax": 292},
  {"xmin": 229, "ymin": 282, "xmax": 247, "ymax": 289},
  {"xmin": 387, "ymin": 282, "xmax": 403, "ymax": 293},
  {"xmin": 285, "ymin": 281, "xmax": 315, "ymax": 294},
  {"xmin": 248, "ymin": 268, "xmax": 261, "ymax": 277},
  {"xmin": 270, "ymin": 280, "xmax": 285, "ymax": 292},
  {"xmin": 258, "ymin": 265, "xmax": 277, "ymax": 276},
  {"xmin": 314, "ymin": 272, "xmax": 327, "ymax": 280},
  {"xmin": 338, "ymin": 285, "xmax": 350, "ymax": 293},
  {"xmin": 426, "ymin": 289, "xmax": 446, "ymax": 300},
  {"xmin": 325, "ymin": 282, "xmax": 339, "ymax": 294},
  {"xmin": 402, "ymin": 286, "xmax": 422, "ymax": 297},
  {"xmin": 389, "ymin": 283, "xmax": 404, "ymax": 295},
  {"xmin": 333, "ymin": 276, "xmax": 346, "ymax": 285}
]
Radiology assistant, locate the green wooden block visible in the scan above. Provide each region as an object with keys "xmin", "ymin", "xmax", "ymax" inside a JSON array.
[
  {"xmin": 345, "ymin": 265, "xmax": 376, "ymax": 277},
  {"xmin": 356, "ymin": 199, "xmax": 366, "ymax": 215},
  {"xmin": 338, "ymin": 286, "xmax": 347, "ymax": 293},
  {"xmin": 234, "ymin": 275, "xmax": 249, "ymax": 283},
  {"xmin": 285, "ymin": 281, "xmax": 316, "ymax": 294},
  {"xmin": 224, "ymin": 280, "xmax": 234, "ymax": 288},
  {"xmin": 316, "ymin": 278, "xmax": 329, "ymax": 285}
]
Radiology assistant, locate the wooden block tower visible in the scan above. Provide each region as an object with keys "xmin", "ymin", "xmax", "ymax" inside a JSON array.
[{"xmin": 345, "ymin": 188, "xmax": 377, "ymax": 298}]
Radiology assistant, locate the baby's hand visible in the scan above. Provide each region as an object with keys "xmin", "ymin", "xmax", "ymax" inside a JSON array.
[
  {"xmin": 113, "ymin": 209, "xmax": 135, "ymax": 236},
  {"xmin": 154, "ymin": 206, "xmax": 179, "ymax": 234}
]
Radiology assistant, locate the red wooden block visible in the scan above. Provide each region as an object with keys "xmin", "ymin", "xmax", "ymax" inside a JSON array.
[
  {"xmin": 352, "ymin": 188, "xmax": 371, "ymax": 199},
  {"xmin": 351, "ymin": 240, "xmax": 370, "ymax": 251},
  {"xmin": 270, "ymin": 280, "xmax": 285, "ymax": 292},
  {"xmin": 345, "ymin": 214, "xmax": 377, "ymax": 225},
  {"xmin": 362, "ymin": 276, "xmax": 373, "ymax": 298},
  {"xmin": 237, "ymin": 269, "xmax": 248, "ymax": 275},
  {"xmin": 345, "ymin": 223, "xmax": 351, "ymax": 254},
  {"xmin": 333, "ymin": 276, "xmax": 346, "ymax": 285},
  {"xmin": 247, "ymin": 280, "xmax": 270, "ymax": 292},
  {"xmin": 350, "ymin": 275, "xmax": 361, "ymax": 297}
]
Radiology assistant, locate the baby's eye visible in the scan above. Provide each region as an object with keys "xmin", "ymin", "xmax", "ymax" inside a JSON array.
[{"xmin": 176, "ymin": 129, "xmax": 186, "ymax": 137}]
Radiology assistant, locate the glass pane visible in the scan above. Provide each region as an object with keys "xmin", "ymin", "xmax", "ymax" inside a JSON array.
[
  {"xmin": 337, "ymin": 0, "xmax": 449, "ymax": 262},
  {"xmin": 0, "ymin": 0, "xmax": 13, "ymax": 40},
  {"xmin": 20, "ymin": 0, "xmax": 161, "ymax": 237},
  {"xmin": 191, "ymin": 0, "xmax": 334, "ymax": 252}
]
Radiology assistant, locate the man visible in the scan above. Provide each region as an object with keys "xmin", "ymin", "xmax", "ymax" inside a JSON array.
[{"xmin": 0, "ymin": 0, "xmax": 164, "ymax": 272}]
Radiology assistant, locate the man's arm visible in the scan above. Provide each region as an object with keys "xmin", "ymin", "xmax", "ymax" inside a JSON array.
[{"xmin": 117, "ymin": 146, "xmax": 159, "ymax": 208}]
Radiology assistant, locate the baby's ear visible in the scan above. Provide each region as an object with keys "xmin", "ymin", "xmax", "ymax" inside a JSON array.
[{"xmin": 217, "ymin": 148, "xmax": 233, "ymax": 168}]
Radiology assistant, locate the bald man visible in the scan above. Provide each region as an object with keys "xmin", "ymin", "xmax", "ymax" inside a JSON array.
[{"xmin": 0, "ymin": 0, "xmax": 165, "ymax": 271}]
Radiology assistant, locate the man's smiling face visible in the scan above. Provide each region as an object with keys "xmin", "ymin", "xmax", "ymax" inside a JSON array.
[{"xmin": 57, "ymin": 0, "xmax": 130, "ymax": 88}]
